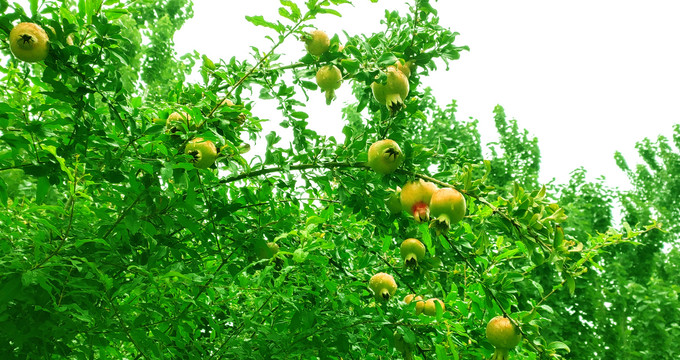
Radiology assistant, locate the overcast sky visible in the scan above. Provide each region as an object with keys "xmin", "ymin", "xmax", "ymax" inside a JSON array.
[{"xmin": 175, "ymin": 1, "xmax": 680, "ymax": 190}]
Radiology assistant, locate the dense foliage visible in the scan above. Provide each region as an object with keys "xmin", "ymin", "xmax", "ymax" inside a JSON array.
[{"xmin": 0, "ymin": 0, "xmax": 675, "ymax": 359}]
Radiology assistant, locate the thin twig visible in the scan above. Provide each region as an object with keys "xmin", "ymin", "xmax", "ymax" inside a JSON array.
[
  {"xmin": 204, "ymin": 18, "xmax": 308, "ymax": 123},
  {"xmin": 219, "ymin": 161, "xmax": 367, "ymax": 185},
  {"xmin": 102, "ymin": 193, "xmax": 144, "ymax": 240}
]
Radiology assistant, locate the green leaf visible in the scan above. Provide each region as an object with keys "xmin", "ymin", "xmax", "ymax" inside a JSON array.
[
  {"xmin": 245, "ymin": 15, "xmax": 284, "ymax": 33},
  {"xmin": 435, "ymin": 344, "xmax": 449, "ymax": 360},
  {"xmin": 278, "ymin": 7, "xmax": 292, "ymax": 20},
  {"xmin": 0, "ymin": 275, "xmax": 22, "ymax": 310},
  {"xmin": 0, "ymin": 177, "xmax": 6, "ymax": 207},
  {"xmin": 341, "ymin": 59, "xmax": 360, "ymax": 73},
  {"xmin": 381, "ymin": 235, "xmax": 391, "ymax": 253},
  {"xmin": 420, "ymin": 223, "xmax": 433, "ymax": 255},
  {"xmin": 291, "ymin": 111, "xmax": 309, "ymax": 120},
  {"xmin": 0, "ymin": 103, "xmax": 22, "ymax": 115},
  {"xmin": 21, "ymin": 270, "xmax": 41, "ymax": 287},
  {"xmin": 548, "ymin": 341, "xmax": 571, "ymax": 352},
  {"xmin": 565, "ymin": 275, "xmax": 575, "ymax": 295},
  {"xmin": 316, "ymin": 8, "xmax": 341, "ymax": 17},
  {"xmin": 494, "ymin": 248, "xmax": 518, "ymax": 262},
  {"xmin": 306, "ymin": 216, "xmax": 325, "ymax": 225},
  {"xmin": 377, "ymin": 52, "xmax": 398, "ymax": 67},
  {"xmin": 345, "ymin": 45, "xmax": 363, "ymax": 61},
  {"xmin": 279, "ymin": 0, "xmax": 301, "ymax": 21},
  {"xmin": 29, "ymin": 0, "xmax": 38, "ymax": 15},
  {"xmin": 74, "ymin": 238, "xmax": 111, "ymax": 248},
  {"xmin": 293, "ymin": 248, "xmax": 308, "ymax": 263},
  {"xmin": 36, "ymin": 176, "xmax": 50, "ymax": 204},
  {"xmin": 42, "ymin": 145, "xmax": 73, "ymax": 180},
  {"xmin": 299, "ymin": 80, "xmax": 318, "ymax": 90}
]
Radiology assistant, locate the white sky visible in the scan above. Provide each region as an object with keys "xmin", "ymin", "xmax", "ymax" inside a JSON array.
[{"xmin": 176, "ymin": 1, "xmax": 680, "ymax": 190}]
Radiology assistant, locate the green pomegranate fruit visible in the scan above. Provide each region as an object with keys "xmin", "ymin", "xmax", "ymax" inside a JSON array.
[
  {"xmin": 185, "ymin": 138, "xmax": 217, "ymax": 169},
  {"xmin": 395, "ymin": 59, "xmax": 415, "ymax": 78},
  {"xmin": 367, "ymin": 139, "xmax": 404, "ymax": 175},
  {"xmin": 256, "ymin": 242, "xmax": 280, "ymax": 260},
  {"xmin": 368, "ymin": 272, "xmax": 397, "ymax": 301},
  {"xmin": 46, "ymin": 25, "xmax": 74, "ymax": 47},
  {"xmin": 166, "ymin": 111, "xmax": 193, "ymax": 133},
  {"xmin": 371, "ymin": 66, "xmax": 409, "ymax": 114},
  {"xmin": 404, "ymin": 294, "xmax": 425, "ymax": 315},
  {"xmin": 9, "ymin": 22, "xmax": 49, "ymax": 63},
  {"xmin": 429, "ymin": 187, "xmax": 467, "ymax": 233},
  {"xmin": 422, "ymin": 298, "xmax": 445, "ymax": 316},
  {"xmin": 486, "ymin": 316, "xmax": 522, "ymax": 360},
  {"xmin": 315, "ymin": 65, "xmax": 342, "ymax": 105},
  {"xmin": 400, "ymin": 180, "xmax": 438, "ymax": 222},
  {"xmin": 304, "ymin": 29, "xmax": 330, "ymax": 56},
  {"xmin": 400, "ymin": 238, "xmax": 426, "ymax": 267},
  {"xmin": 385, "ymin": 187, "xmax": 402, "ymax": 214}
]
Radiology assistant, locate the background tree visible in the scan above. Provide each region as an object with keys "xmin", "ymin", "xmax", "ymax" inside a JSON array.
[
  {"xmin": 530, "ymin": 126, "xmax": 680, "ymax": 359},
  {"xmin": 0, "ymin": 0, "xmax": 666, "ymax": 359}
]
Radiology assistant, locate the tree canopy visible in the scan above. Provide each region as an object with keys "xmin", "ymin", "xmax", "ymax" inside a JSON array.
[{"xmin": 0, "ymin": 1, "xmax": 676, "ymax": 359}]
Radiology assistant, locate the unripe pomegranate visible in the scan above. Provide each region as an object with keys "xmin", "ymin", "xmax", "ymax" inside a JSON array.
[
  {"xmin": 400, "ymin": 180, "xmax": 438, "ymax": 222},
  {"xmin": 9, "ymin": 22, "xmax": 49, "ymax": 63},
  {"xmin": 367, "ymin": 139, "xmax": 403, "ymax": 175},
  {"xmin": 400, "ymin": 238, "xmax": 425, "ymax": 267},
  {"xmin": 486, "ymin": 316, "xmax": 522, "ymax": 360},
  {"xmin": 371, "ymin": 66, "xmax": 409, "ymax": 114},
  {"xmin": 368, "ymin": 272, "xmax": 397, "ymax": 301},
  {"xmin": 403, "ymin": 294, "xmax": 424, "ymax": 314},
  {"xmin": 395, "ymin": 60, "xmax": 415, "ymax": 78},
  {"xmin": 46, "ymin": 25, "xmax": 74, "ymax": 46},
  {"xmin": 257, "ymin": 242, "xmax": 280, "ymax": 260},
  {"xmin": 422, "ymin": 298, "xmax": 445, "ymax": 316},
  {"xmin": 166, "ymin": 111, "xmax": 193, "ymax": 133},
  {"xmin": 315, "ymin": 65, "xmax": 342, "ymax": 105},
  {"xmin": 185, "ymin": 138, "xmax": 217, "ymax": 169},
  {"xmin": 385, "ymin": 187, "xmax": 402, "ymax": 214},
  {"xmin": 304, "ymin": 29, "xmax": 330, "ymax": 56},
  {"xmin": 429, "ymin": 187, "xmax": 466, "ymax": 232}
]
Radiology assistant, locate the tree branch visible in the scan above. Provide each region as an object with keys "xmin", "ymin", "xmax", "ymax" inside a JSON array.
[{"xmin": 220, "ymin": 161, "xmax": 368, "ymax": 185}]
